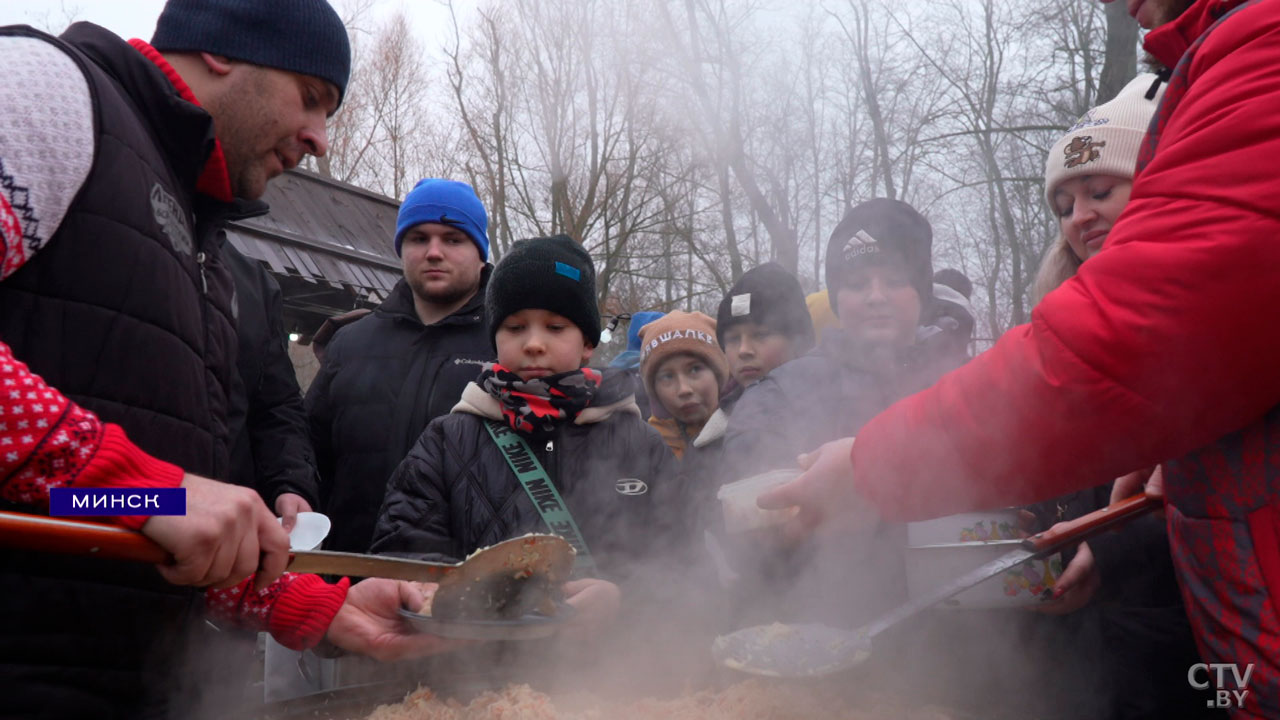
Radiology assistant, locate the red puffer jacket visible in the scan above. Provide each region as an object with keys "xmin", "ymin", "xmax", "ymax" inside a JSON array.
[{"xmin": 849, "ymin": 1, "xmax": 1280, "ymax": 716}]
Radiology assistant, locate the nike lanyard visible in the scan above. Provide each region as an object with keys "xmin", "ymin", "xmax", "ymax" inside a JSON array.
[{"xmin": 483, "ymin": 419, "xmax": 598, "ymax": 577}]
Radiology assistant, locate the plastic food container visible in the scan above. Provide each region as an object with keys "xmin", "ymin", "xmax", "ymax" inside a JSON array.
[
  {"xmin": 717, "ymin": 469, "xmax": 802, "ymax": 534},
  {"xmin": 904, "ymin": 540, "xmax": 1062, "ymax": 609},
  {"xmin": 906, "ymin": 508, "xmax": 1026, "ymax": 547}
]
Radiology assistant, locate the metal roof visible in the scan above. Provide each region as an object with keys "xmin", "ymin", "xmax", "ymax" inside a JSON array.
[{"xmin": 225, "ymin": 168, "xmax": 402, "ymax": 307}]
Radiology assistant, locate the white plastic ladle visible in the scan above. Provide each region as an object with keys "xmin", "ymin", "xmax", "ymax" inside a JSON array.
[{"xmin": 279, "ymin": 511, "xmax": 331, "ymax": 551}]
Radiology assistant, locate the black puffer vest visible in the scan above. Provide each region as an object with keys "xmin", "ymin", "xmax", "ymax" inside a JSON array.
[
  {"xmin": 0, "ymin": 25, "xmax": 237, "ymax": 475},
  {"xmin": 0, "ymin": 24, "xmax": 240, "ymax": 719}
]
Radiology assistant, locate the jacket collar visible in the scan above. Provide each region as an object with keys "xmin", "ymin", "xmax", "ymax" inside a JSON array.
[
  {"xmin": 126, "ymin": 38, "xmax": 233, "ymax": 203},
  {"xmin": 213, "ymin": 199, "xmax": 272, "ymax": 246},
  {"xmin": 1144, "ymin": 0, "xmax": 1248, "ymax": 68},
  {"xmin": 61, "ymin": 23, "xmax": 217, "ymax": 203},
  {"xmin": 379, "ymin": 264, "xmax": 492, "ymax": 327},
  {"xmin": 693, "ymin": 407, "xmax": 729, "ymax": 448}
]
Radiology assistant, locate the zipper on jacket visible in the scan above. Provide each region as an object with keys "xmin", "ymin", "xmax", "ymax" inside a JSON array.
[{"xmin": 195, "ymin": 251, "xmax": 208, "ymax": 293}]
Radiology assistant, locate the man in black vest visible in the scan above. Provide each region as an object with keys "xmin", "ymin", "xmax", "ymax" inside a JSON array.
[
  {"xmin": 307, "ymin": 178, "xmax": 495, "ymax": 553},
  {"xmin": 0, "ymin": 2, "xmax": 459, "ymax": 716}
]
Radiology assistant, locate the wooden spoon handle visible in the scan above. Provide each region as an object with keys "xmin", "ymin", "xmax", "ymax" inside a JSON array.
[
  {"xmin": 0, "ymin": 511, "xmax": 170, "ymax": 564},
  {"xmin": 1023, "ymin": 486, "xmax": 1165, "ymax": 555}
]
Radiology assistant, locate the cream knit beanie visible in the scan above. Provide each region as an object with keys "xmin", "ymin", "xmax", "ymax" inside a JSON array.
[{"xmin": 1044, "ymin": 73, "xmax": 1166, "ymax": 207}]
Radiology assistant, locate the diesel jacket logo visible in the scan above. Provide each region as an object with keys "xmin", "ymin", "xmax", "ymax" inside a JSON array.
[{"xmin": 615, "ymin": 478, "xmax": 648, "ymax": 496}]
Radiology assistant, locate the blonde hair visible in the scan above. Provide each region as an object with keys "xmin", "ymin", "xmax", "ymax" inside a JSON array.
[{"xmin": 1031, "ymin": 232, "xmax": 1084, "ymax": 305}]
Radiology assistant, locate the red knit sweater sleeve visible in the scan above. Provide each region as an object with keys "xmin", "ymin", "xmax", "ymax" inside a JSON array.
[
  {"xmin": 205, "ymin": 573, "xmax": 350, "ymax": 650},
  {"xmin": 0, "ymin": 341, "xmax": 184, "ymax": 530}
]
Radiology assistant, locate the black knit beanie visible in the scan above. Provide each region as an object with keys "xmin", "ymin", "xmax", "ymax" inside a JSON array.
[
  {"xmin": 716, "ymin": 262, "xmax": 816, "ymax": 354},
  {"xmin": 486, "ymin": 235, "xmax": 601, "ymax": 348},
  {"xmin": 933, "ymin": 268, "xmax": 973, "ymax": 300},
  {"xmin": 152, "ymin": 0, "xmax": 351, "ymax": 105},
  {"xmin": 825, "ymin": 198, "xmax": 933, "ymax": 314}
]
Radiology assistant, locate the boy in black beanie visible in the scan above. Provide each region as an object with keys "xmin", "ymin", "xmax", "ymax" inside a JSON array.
[
  {"xmin": 715, "ymin": 262, "xmax": 816, "ymax": 388},
  {"xmin": 686, "ymin": 263, "xmax": 817, "ymax": 491},
  {"xmin": 920, "ymin": 267, "xmax": 977, "ymax": 370},
  {"xmin": 722, "ymin": 199, "xmax": 942, "ymax": 485},
  {"xmin": 714, "ymin": 199, "xmax": 963, "ymax": 632},
  {"xmin": 371, "ymin": 235, "xmax": 682, "ymax": 637}
]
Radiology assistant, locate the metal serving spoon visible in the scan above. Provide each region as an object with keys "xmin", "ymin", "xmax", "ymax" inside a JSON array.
[{"xmin": 714, "ymin": 487, "xmax": 1163, "ymax": 678}]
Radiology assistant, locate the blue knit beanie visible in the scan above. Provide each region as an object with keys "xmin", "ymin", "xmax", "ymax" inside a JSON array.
[
  {"xmin": 395, "ymin": 179, "xmax": 490, "ymax": 261},
  {"xmin": 627, "ymin": 311, "xmax": 666, "ymax": 353},
  {"xmin": 151, "ymin": 0, "xmax": 351, "ymax": 105}
]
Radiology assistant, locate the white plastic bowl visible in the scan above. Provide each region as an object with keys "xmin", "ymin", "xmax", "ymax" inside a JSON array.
[
  {"xmin": 279, "ymin": 511, "xmax": 331, "ymax": 551},
  {"xmin": 904, "ymin": 540, "xmax": 1062, "ymax": 609},
  {"xmin": 717, "ymin": 469, "xmax": 802, "ymax": 534}
]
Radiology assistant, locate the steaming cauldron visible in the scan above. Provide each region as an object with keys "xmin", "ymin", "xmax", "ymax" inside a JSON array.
[
  {"xmin": 240, "ymin": 651, "xmax": 521, "ymax": 720},
  {"xmin": 239, "ymin": 640, "xmax": 1006, "ymax": 720}
]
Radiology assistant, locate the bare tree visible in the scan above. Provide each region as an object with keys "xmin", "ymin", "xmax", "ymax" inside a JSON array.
[
  {"xmin": 652, "ymin": 0, "xmax": 802, "ymax": 276},
  {"xmin": 444, "ymin": 2, "xmax": 518, "ymax": 257},
  {"xmin": 318, "ymin": 0, "xmax": 1129, "ymax": 332},
  {"xmin": 1098, "ymin": 0, "xmax": 1139, "ymax": 104}
]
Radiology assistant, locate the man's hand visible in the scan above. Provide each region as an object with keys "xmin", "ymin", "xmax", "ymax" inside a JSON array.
[
  {"xmin": 274, "ymin": 493, "xmax": 313, "ymax": 533},
  {"xmin": 141, "ymin": 474, "xmax": 290, "ymax": 591},
  {"xmin": 757, "ymin": 436, "xmax": 876, "ymax": 542},
  {"xmin": 326, "ymin": 579, "xmax": 472, "ymax": 661},
  {"xmin": 1031, "ymin": 541, "xmax": 1100, "ymax": 615},
  {"xmin": 561, "ymin": 578, "xmax": 622, "ymax": 640}
]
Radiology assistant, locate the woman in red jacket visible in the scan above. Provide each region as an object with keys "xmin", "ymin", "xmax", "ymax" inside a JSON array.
[
  {"xmin": 764, "ymin": 1, "xmax": 1280, "ymax": 716},
  {"xmin": 1029, "ymin": 72, "xmax": 1218, "ymax": 719}
]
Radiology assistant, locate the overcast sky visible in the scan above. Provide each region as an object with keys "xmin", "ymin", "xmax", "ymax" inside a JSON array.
[{"xmin": 0, "ymin": 1, "xmax": 467, "ymax": 56}]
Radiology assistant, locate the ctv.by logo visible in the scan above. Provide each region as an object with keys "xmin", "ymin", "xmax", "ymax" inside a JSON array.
[{"xmin": 1188, "ymin": 663, "xmax": 1252, "ymax": 709}]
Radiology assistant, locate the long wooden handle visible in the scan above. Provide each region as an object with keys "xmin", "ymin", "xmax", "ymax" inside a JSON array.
[
  {"xmin": 0, "ymin": 511, "xmax": 171, "ymax": 564},
  {"xmin": 1023, "ymin": 486, "xmax": 1165, "ymax": 555}
]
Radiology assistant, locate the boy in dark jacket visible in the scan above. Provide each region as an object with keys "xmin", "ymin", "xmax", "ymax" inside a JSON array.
[
  {"xmin": 371, "ymin": 235, "xmax": 681, "ymax": 629},
  {"xmin": 722, "ymin": 200, "xmax": 956, "ymax": 489},
  {"xmin": 719, "ymin": 199, "xmax": 957, "ymax": 632},
  {"xmin": 639, "ymin": 311, "xmax": 729, "ymax": 459},
  {"xmin": 638, "ymin": 311, "xmax": 731, "ymax": 524},
  {"xmin": 694, "ymin": 262, "xmax": 816, "ymax": 462}
]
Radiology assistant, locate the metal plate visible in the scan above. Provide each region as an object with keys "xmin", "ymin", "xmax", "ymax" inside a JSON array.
[
  {"xmin": 398, "ymin": 604, "xmax": 575, "ymax": 641},
  {"xmin": 712, "ymin": 623, "xmax": 870, "ymax": 678}
]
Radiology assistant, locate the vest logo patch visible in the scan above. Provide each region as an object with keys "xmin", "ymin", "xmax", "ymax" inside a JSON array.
[
  {"xmin": 615, "ymin": 478, "xmax": 648, "ymax": 496},
  {"xmin": 150, "ymin": 183, "xmax": 193, "ymax": 256}
]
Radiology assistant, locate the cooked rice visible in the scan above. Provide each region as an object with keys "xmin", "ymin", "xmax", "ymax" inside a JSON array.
[{"xmin": 362, "ymin": 680, "xmax": 956, "ymax": 720}]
